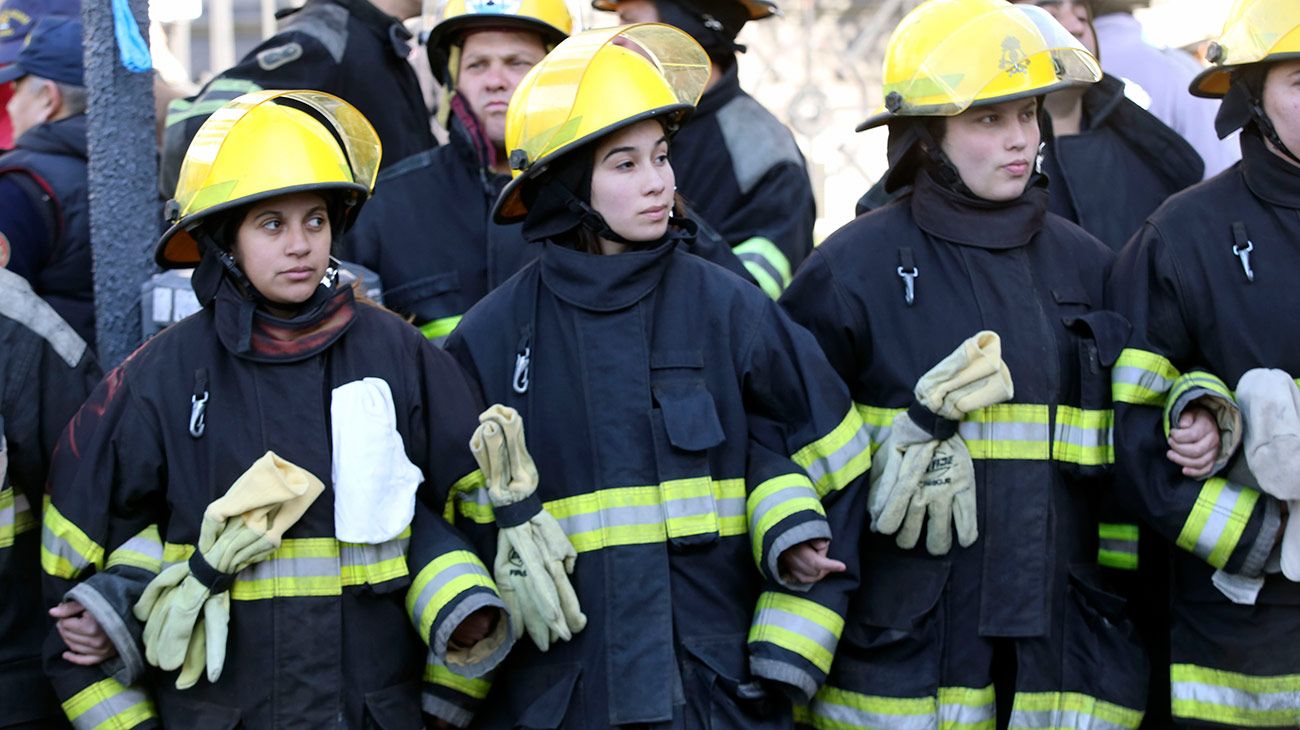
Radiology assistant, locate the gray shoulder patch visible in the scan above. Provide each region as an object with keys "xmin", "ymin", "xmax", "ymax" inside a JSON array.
[
  {"xmin": 281, "ymin": 2, "xmax": 349, "ymax": 64},
  {"xmin": 0, "ymin": 268, "xmax": 86, "ymax": 368},
  {"xmin": 257, "ymin": 42, "xmax": 304, "ymax": 71},
  {"xmin": 714, "ymin": 94, "xmax": 806, "ymax": 196}
]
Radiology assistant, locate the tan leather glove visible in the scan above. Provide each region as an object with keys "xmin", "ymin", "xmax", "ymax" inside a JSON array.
[
  {"xmin": 134, "ymin": 452, "xmax": 323, "ymax": 688},
  {"xmin": 869, "ymin": 332, "xmax": 1014, "ymax": 555},
  {"xmin": 471, "ymin": 405, "xmax": 585, "ymax": 652}
]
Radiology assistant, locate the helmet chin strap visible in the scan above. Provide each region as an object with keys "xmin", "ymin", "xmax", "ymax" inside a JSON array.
[
  {"xmin": 192, "ymin": 227, "xmax": 340, "ymax": 307},
  {"xmin": 555, "ymin": 182, "xmax": 640, "ymax": 246},
  {"xmin": 915, "ymin": 124, "xmax": 977, "ymax": 198},
  {"xmin": 1251, "ymin": 98, "xmax": 1300, "ymax": 167}
]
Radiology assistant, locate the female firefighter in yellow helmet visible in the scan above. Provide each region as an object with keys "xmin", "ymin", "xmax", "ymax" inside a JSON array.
[
  {"xmin": 440, "ymin": 23, "xmax": 870, "ymax": 727},
  {"xmin": 781, "ymin": 0, "xmax": 1152, "ymax": 726},
  {"xmin": 1106, "ymin": 0, "xmax": 1300, "ymax": 726},
  {"xmin": 40, "ymin": 91, "xmax": 514, "ymax": 728}
]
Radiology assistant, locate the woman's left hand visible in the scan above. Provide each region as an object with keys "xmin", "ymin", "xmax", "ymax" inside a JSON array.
[
  {"xmin": 49, "ymin": 600, "xmax": 117, "ymax": 666},
  {"xmin": 777, "ymin": 538, "xmax": 846, "ymax": 585}
]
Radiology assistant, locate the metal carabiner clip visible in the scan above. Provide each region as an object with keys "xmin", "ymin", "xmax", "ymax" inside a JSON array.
[
  {"xmin": 1231, "ymin": 221, "xmax": 1256, "ymax": 283},
  {"xmin": 189, "ymin": 391, "xmax": 209, "ymax": 438},
  {"xmin": 512, "ymin": 347, "xmax": 531, "ymax": 395},
  {"xmin": 897, "ymin": 265, "xmax": 919, "ymax": 306}
]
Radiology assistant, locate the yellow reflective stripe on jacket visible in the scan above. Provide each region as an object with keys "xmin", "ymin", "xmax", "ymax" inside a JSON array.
[
  {"xmin": 734, "ymin": 236, "xmax": 792, "ymax": 299},
  {"xmin": 105, "ymin": 525, "xmax": 163, "ymax": 574},
  {"xmin": 793, "ymin": 407, "xmax": 873, "ymax": 498},
  {"xmin": 1162, "ymin": 371, "xmax": 1235, "ymax": 437},
  {"xmin": 62, "ymin": 677, "xmax": 156, "ymax": 730},
  {"xmin": 425, "ymin": 662, "xmax": 491, "ymax": 700},
  {"xmin": 1171, "ymin": 663, "xmax": 1300, "ymax": 727},
  {"xmin": 812, "ymin": 685, "xmax": 996, "ymax": 730},
  {"xmin": 1007, "ymin": 691, "xmax": 1143, "ymax": 730},
  {"xmin": 41, "ymin": 497, "xmax": 105, "ymax": 579},
  {"xmin": 0, "ymin": 487, "xmax": 36, "ymax": 549},
  {"xmin": 748, "ymin": 592, "xmax": 844, "ymax": 674},
  {"xmin": 1098, "ymin": 522, "xmax": 1139, "ymax": 571},
  {"xmin": 1112, "ymin": 348, "xmax": 1179, "ymax": 406},
  {"xmin": 407, "ymin": 550, "xmax": 494, "ymax": 644},
  {"xmin": 1176, "ymin": 477, "xmax": 1259, "ymax": 569},
  {"xmin": 1053, "ymin": 406, "xmax": 1114, "ymax": 466},
  {"xmin": 449, "ymin": 478, "xmax": 748, "ymax": 549},
  {"xmin": 549, "ymin": 480, "xmax": 747, "ymax": 553},
  {"xmin": 961, "ymin": 403, "xmax": 1051, "ymax": 461},
  {"xmin": 855, "ymin": 403, "xmax": 1114, "ymax": 465},
  {"xmin": 420, "ymin": 315, "xmax": 462, "ymax": 345},
  {"xmin": 160, "ymin": 530, "xmax": 412, "ymax": 600},
  {"xmin": 746, "ymin": 473, "xmax": 824, "ymax": 567}
]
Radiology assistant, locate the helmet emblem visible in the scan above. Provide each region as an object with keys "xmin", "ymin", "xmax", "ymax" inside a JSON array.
[
  {"xmin": 468, "ymin": 0, "xmax": 523, "ymax": 14},
  {"xmin": 999, "ymin": 36, "xmax": 1029, "ymax": 76}
]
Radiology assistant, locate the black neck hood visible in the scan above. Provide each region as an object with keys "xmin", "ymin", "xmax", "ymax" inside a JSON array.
[{"xmin": 911, "ymin": 168, "xmax": 1048, "ymax": 250}]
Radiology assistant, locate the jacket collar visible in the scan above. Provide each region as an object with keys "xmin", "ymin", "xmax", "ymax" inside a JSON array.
[
  {"xmin": 1082, "ymin": 73, "xmax": 1126, "ymax": 129},
  {"xmin": 693, "ymin": 62, "xmax": 741, "ymax": 118},
  {"xmin": 540, "ymin": 238, "xmax": 676, "ymax": 312},
  {"xmin": 910, "ymin": 168, "xmax": 1048, "ymax": 250},
  {"xmin": 213, "ymin": 276, "xmax": 357, "ymax": 362},
  {"xmin": 1241, "ymin": 131, "xmax": 1300, "ymax": 210},
  {"xmin": 12, "ymin": 113, "xmax": 87, "ymax": 159}
]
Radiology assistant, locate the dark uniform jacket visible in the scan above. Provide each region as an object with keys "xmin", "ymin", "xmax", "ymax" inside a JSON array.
[
  {"xmin": 671, "ymin": 64, "xmax": 815, "ymax": 298},
  {"xmin": 41, "ymin": 276, "xmax": 507, "ymax": 729},
  {"xmin": 783, "ymin": 170, "xmax": 1147, "ymax": 724},
  {"xmin": 342, "ymin": 103, "xmax": 758, "ymax": 344},
  {"xmin": 1040, "ymin": 73, "xmax": 1204, "ymax": 252},
  {"xmin": 0, "ymin": 268, "xmax": 98, "ymax": 726},
  {"xmin": 441, "ymin": 238, "xmax": 870, "ymax": 727},
  {"xmin": 0, "ymin": 115, "xmax": 95, "ymax": 349},
  {"xmin": 1108, "ymin": 132, "xmax": 1300, "ymax": 724},
  {"xmin": 160, "ymin": 0, "xmax": 433, "ymax": 196},
  {"xmin": 340, "ymin": 106, "xmax": 538, "ymax": 345}
]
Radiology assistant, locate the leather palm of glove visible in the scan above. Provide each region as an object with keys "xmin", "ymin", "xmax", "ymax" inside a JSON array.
[
  {"xmin": 471, "ymin": 405, "xmax": 585, "ymax": 652},
  {"xmin": 133, "ymin": 451, "xmax": 323, "ymax": 689},
  {"xmin": 869, "ymin": 331, "xmax": 1014, "ymax": 556}
]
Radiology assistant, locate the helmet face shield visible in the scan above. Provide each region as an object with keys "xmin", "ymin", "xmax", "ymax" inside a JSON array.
[
  {"xmin": 859, "ymin": 0, "xmax": 1100, "ymax": 130},
  {"xmin": 1192, "ymin": 0, "xmax": 1300, "ymax": 97},
  {"xmin": 158, "ymin": 90, "xmax": 381, "ymax": 268},
  {"xmin": 493, "ymin": 23, "xmax": 710, "ymax": 221}
]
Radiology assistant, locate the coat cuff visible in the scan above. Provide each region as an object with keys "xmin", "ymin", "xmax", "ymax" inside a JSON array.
[
  {"xmin": 766, "ymin": 520, "xmax": 832, "ymax": 593},
  {"xmin": 747, "ymin": 472, "xmax": 828, "ymax": 585},
  {"xmin": 408, "ymin": 550, "xmax": 513, "ymax": 677},
  {"xmin": 747, "ymin": 592, "xmax": 842, "ymax": 704},
  {"xmin": 65, "ymin": 577, "xmax": 146, "ymax": 686}
]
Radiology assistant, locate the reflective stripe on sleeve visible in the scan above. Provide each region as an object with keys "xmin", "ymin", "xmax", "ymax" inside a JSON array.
[
  {"xmin": 1007, "ymin": 691, "xmax": 1143, "ymax": 730},
  {"xmin": 63, "ymin": 678, "xmax": 156, "ymax": 730},
  {"xmin": 811, "ymin": 685, "xmax": 996, "ymax": 730},
  {"xmin": 734, "ymin": 236, "xmax": 793, "ymax": 300},
  {"xmin": 164, "ymin": 79, "xmax": 263, "ymax": 127},
  {"xmin": 1176, "ymin": 477, "xmax": 1259, "ymax": 569},
  {"xmin": 425, "ymin": 661, "xmax": 491, "ymax": 700},
  {"xmin": 420, "ymin": 315, "xmax": 462, "ymax": 346},
  {"xmin": 748, "ymin": 592, "xmax": 844, "ymax": 674},
  {"xmin": 105, "ymin": 525, "xmax": 163, "ymax": 574},
  {"xmin": 1098, "ymin": 522, "xmax": 1139, "ymax": 571},
  {"xmin": 407, "ymin": 550, "xmax": 495, "ymax": 644},
  {"xmin": 793, "ymin": 408, "xmax": 873, "ymax": 497},
  {"xmin": 41, "ymin": 497, "xmax": 105, "ymax": 579},
  {"xmin": 1112, "ymin": 348, "xmax": 1179, "ymax": 406},
  {"xmin": 0, "ymin": 487, "xmax": 35, "ymax": 549},
  {"xmin": 1171, "ymin": 663, "xmax": 1300, "ymax": 727},
  {"xmin": 746, "ymin": 473, "xmax": 824, "ymax": 567}
]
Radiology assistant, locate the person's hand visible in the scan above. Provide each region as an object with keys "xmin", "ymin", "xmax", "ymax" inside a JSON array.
[
  {"xmin": 49, "ymin": 600, "xmax": 117, "ymax": 666},
  {"xmin": 1168, "ymin": 405, "xmax": 1220, "ymax": 478},
  {"xmin": 448, "ymin": 607, "xmax": 497, "ymax": 650},
  {"xmin": 777, "ymin": 538, "xmax": 846, "ymax": 585}
]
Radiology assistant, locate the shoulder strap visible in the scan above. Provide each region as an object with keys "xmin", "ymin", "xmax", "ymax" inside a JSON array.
[{"xmin": 0, "ymin": 166, "xmax": 64, "ymax": 245}]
